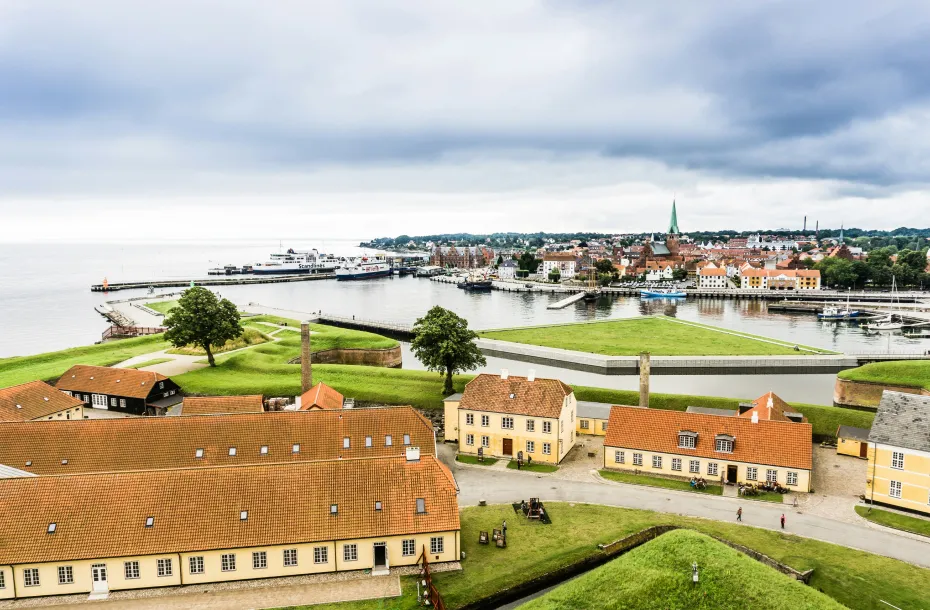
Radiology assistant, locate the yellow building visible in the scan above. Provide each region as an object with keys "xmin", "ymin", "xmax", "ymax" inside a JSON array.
[
  {"xmin": 603, "ymin": 406, "xmax": 813, "ymax": 492},
  {"xmin": 836, "ymin": 425, "xmax": 870, "ymax": 458},
  {"xmin": 0, "ymin": 381, "xmax": 84, "ymax": 423},
  {"xmin": 866, "ymin": 392, "xmax": 930, "ymax": 515},
  {"xmin": 449, "ymin": 371, "xmax": 576, "ymax": 464},
  {"xmin": 0, "ymin": 453, "xmax": 460, "ymax": 600},
  {"xmin": 576, "ymin": 401, "xmax": 611, "ymax": 436}
]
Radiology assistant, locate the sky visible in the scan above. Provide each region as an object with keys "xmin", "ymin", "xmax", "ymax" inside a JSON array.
[{"xmin": 1, "ymin": 0, "xmax": 930, "ymax": 242}]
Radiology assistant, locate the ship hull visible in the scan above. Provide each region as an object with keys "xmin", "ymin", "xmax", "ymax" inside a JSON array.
[{"xmin": 336, "ymin": 267, "xmax": 392, "ymax": 281}]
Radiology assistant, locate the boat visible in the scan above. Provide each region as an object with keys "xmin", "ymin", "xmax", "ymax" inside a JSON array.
[
  {"xmin": 818, "ymin": 294, "xmax": 860, "ymax": 320},
  {"xmin": 640, "ymin": 288, "xmax": 686, "ymax": 298},
  {"xmin": 251, "ymin": 248, "xmax": 341, "ymax": 275},
  {"xmin": 458, "ymin": 274, "xmax": 493, "ymax": 291},
  {"xmin": 863, "ymin": 277, "xmax": 904, "ymax": 331},
  {"xmin": 335, "ymin": 257, "xmax": 392, "ymax": 280},
  {"xmin": 583, "ymin": 266, "xmax": 600, "ymax": 301}
]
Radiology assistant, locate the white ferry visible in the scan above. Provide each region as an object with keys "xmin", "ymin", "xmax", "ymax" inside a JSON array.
[
  {"xmin": 252, "ymin": 248, "xmax": 342, "ymax": 275},
  {"xmin": 335, "ymin": 257, "xmax": 392, "ymax": 280}
]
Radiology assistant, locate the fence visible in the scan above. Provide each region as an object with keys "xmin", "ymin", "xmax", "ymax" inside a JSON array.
[
  {"xmin": 418, "ymin": 546, "xmax": 447, "ymax": 610},
  {"xmin": 101, "ymin": 326, "xmax": 166, "ymax": 340}
]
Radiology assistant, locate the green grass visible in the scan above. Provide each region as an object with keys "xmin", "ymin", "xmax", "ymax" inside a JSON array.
[
  {"xmin": 839, "ymin": 361, "xmax": 930, "ymax": 391},
  {"xmin": 144, "ymin": 299, "xmax": 179, "ymax": 315},
  {"xmin": 599, "ymin": 469, "xmax": 723, "ymax": 495},
  {"xmin": 456, "ymin": 454, "xmax": 499, "ymax": 466},
  {"xmin": 124, "ymin": 357, "xmax": 173, "ymax": 369},
  {"xmin": 519, "ymin": 529, "xmax": 844, "ymax": 610},
  {"xmin": 480, "ymin": 317, "xmax": 834, "ymax": 356},
  {"xmin": 855, "ymin": 506, "xmax": 930, "ymax": 537},
  {"xmin": 0, "ymin": 334, "xmax": 170, "ymax": 388},
  {"xmin": 167, "ymin": 327, "xmax": 271, "ymax": 355},
  {"xmin": 507, "ymin": 460, "xmax": 559, "ymax": 473},
  {"xmin": 743, "ymin": 490, "xmax": 786, "ymax": 503}
]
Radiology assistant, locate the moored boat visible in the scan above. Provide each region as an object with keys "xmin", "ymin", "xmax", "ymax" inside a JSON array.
[
  {"xmin": 640, "ymin": 289, "xmax": 686, "ymax": 298},
  {"xmin": 335, "ymin": 258, "xmax": 392, "ymax": 280}
]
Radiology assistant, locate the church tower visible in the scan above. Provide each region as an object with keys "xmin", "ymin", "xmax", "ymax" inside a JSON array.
[{"xmin": 666, "ymin": 200, "xmax": 680, "ymax": 256}]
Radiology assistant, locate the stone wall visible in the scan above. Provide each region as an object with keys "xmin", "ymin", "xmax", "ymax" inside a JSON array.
[
  {"xmin": 833, "ymin": 378, "xmax": 928, "ymax": 408},
  {"xmin": 289, "ymin": 346, "xmax": 403, "ymax": 368}
]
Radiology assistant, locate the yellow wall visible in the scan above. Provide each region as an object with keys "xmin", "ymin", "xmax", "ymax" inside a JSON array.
[
  {"xmin": 603, "ymin": 445, "xmax": 811, "ymax": 492},
  {"xmin": 443, "ymin": 399, "xmax": 461, "ymax": 442},
  {"xmin": 11, "ymin": 554, "xmax": 182, "ymax": 598},
  {"xmin": 32, "ymin": 406, "xmax": 83, "ymax": 422},
  {"xmin": 0, "ymin": 566, "xmax": 12, "ymax": 600},
  {"xmin": 837, "ymin": 437, "xmax": 866, "ymax": 458},
  {"xmin": 867, "ymin": 444, "xmax": 930, "ymax": 515},
  {"xmin": 577, "ymin": 417, "xmax": 608, "ymax": 436}
]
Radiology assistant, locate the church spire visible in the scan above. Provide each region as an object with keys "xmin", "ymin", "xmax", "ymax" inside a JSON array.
[
  {"xmin": 839, "ymin": 223, "xmax": 844, "ymax": 244},
  {"xmin": 668, "ymin": 199, "xmax": 680, "ymax": 235}
]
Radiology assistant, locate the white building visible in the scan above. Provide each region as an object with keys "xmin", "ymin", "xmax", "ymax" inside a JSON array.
[
  {"xmin": 541, "ymin": 253, "xmax": 578, "ymax": 279},
  {"xmin": 498, "ymin": 259, "xmax": 519, "ymax": 280},
  {"xmin": 697, "ymin": 266, "xmax": 729, "ymax": 289}
]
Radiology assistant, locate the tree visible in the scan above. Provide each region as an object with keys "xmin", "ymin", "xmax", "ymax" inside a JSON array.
[
  {"xmin": 393, "ymin": 234, "xmax": 412, "ymax": 247},
  {"xmin": 548, "ymin": 268, "xmax": 561, "ymax": 283},
  {"xmin": 496, "ymin": 254, "xmax": 504, "ymax": 267},
  {"xmin": 411, "ymin": 306, "xmax": 486, "ymax": 395},
  {"xmin": 594, "ymin": 258, "xmax": 616, "ymax": 275},
  {"xmin": 518, "ymin": 251, "xmax": 540, "ymax": 273},
  {"xmin": 164, "ymin": 287, "xmax": 243, "ymax": 367}
]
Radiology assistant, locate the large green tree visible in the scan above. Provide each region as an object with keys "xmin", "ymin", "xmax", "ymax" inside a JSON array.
[
  {"xmin": 164, "ymin": 287, "xmax": 242, "ymax": 367},
  {"xmin": 411, "ymin": 306, "xmax": 486, "ymax": 395}
]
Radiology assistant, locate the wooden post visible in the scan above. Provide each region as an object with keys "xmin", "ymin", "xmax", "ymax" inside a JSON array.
[
  {"xmin": 301, "ymin": 321, "xmax": 312, "ymax": 393},
  {"xmin": 639, "ymin": 352, "xmax": 650, "ymax": 408}
]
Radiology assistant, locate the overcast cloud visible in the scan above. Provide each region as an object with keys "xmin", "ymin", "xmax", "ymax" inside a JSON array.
[{"xmin": 1, "ymin": 0, "xmax": 929, "ymax": 240}]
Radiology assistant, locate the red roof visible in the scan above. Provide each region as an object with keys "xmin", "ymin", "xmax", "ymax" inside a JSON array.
[
  {"xmin": 300, "ymin": 382, "xmax": 344, "ymax": 410},
  {"xmin": 56, "ymin": 365, "xmax": 169, "ymax": 399},
  {"xmin": 0, "ymin": 381, "xmax": 84, "ymax": 422},
  {"xmin": 740, "ymin": 392, "xmax": 807, "ymax": 423}
]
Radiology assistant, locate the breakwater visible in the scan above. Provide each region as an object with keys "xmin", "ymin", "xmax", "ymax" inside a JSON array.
[{"xmin": 91, "ymin": 273, "xmax": 335, "ymax": 292}]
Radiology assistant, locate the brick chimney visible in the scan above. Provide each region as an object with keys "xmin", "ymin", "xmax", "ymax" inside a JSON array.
[
  {"xmin": 301, "ymin": 321, "xmax": 312, "ymax": 393},
  {"xmin": 639, "ymin": 352, "xmax": 650, "ymax": 408}
]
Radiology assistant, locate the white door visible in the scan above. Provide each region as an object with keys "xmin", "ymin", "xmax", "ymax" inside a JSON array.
[
  {"xmin": 91, "ymin": 564, "xmax": 108, "ymax": 593},
  {"xmin": 91, "ymin": 394, "xmax": 108, "ymax": 410}
]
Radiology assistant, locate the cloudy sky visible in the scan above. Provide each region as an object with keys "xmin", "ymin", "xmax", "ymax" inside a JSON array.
[{"xmin": 2, "ymin": 0, "xmax": 929, "ymax": 241}]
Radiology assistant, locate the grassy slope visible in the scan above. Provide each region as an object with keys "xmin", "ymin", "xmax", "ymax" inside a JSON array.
[
  {"xmin": 295, "ymin": 503, "xmax": 930, "ymax": 610},
  {"xmin": 480, "ymin": 317, "xmax": 833, "ymax": 356},
  {"xmin": 518, "ymin": 529, "xmax": 844, "ymax": 610},
  {"xmin": 167, "ymin": 326, "xmax": 270, "ymax": 355},
  {"xmin": 838, "ymin": 361, "xmax": 930, "ymax": 391},
  {"xmin": 124, "ymin": 357, "xmax": 173, "ymax": 369},
  {"xmin": 598, "ymin": 469, "xmax": 723, "ymax": 495},
  {"xmin": 144, "ymin": 299, "xmax": 179, "ymax": 315},
  {"xmin": 0, "ymin": 334, "xmax": 170, "ymax": 387},
  {"xmin": 855, "ymin": 506, "xmax": 930, "ymax": 537}
]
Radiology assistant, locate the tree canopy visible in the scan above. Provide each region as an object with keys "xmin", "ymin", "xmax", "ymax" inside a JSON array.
[
  {"xmin": 164, "ymin": 287, "xmax": 242, "ymax": 367},
  {"xmin": 411, "ymin": 306, "xmax": 486, "ymax": 395}
]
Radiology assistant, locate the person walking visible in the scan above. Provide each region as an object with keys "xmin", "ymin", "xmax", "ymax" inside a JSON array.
[
  {"xmin": 736, "ymin": 507, "xmax": 742, "ymax": 522},
  {"xmin": 780, "ymin": 513, "xmax": 786, "ymax": 529},
  {"xmin": 502, "ymin": 520, "xmax": 508, "ymax": 538}
]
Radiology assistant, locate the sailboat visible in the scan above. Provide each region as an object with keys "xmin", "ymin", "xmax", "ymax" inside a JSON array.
[
  {"xmin": 818, "ymin": 293, "xmax": 861, "ymax": 320},
  {"xmin": 583, "ymin": 265, "xmax": 600, "ymax": 301},
  {"xmin": 864, "ymin": 277, "xmax": 904, "ymax": 331}
]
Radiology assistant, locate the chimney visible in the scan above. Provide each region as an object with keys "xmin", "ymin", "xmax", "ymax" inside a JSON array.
[
  {"xmin": 638, "ymin": 352, "xmax": 650, "ymax": 408},
  {"xmin": 405, "ymin": 446, "xmax": 421, "ymax": 462},
  {"xmin": 751, "ymin": 412, "xmax": 759, "ymax": 424},
  {"xmin": 527, "ymin": 369, "xmax": 536, "ymax": 382},
  {"xmin": 501, "ymin": 368, "xmax": 509, "ymax": 380},
  {"xmin": 301, "ymin": 321, "xmax": 312, "ymax": 393}
]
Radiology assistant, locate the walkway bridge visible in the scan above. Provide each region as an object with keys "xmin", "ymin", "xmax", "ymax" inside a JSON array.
[{"xmin": 316, "ymin": 315, "xmax": 415, "ymax": 341}]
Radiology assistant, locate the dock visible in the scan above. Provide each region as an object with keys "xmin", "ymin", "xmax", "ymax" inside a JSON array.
[
  {"xmin": 547, "ymin": 292, "xmax": 587, "ymax": 309},
  {"xmin": 91, "ymin": 273, "xmax": 335, "ymax": 292}
]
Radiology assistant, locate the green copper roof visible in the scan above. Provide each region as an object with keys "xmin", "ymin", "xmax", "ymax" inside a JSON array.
[{"xmin": 668, "ymin": 200, "xmax": 680, "ymax": 234}]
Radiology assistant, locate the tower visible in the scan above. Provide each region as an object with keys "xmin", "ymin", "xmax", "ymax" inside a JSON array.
[
  {"xmin": 803, "ymin": 216, "xmax": 807, "ymax": 232},
  {"xmin": 668, "ymin": 200, "xmax": 680, "ymax": 235},
  {"xmin": 839, "ymin": 224, "xmax": 844, "ymax": 244}
]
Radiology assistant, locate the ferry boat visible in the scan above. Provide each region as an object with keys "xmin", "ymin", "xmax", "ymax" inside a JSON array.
[
  {"xmin": 640, "ymin": 288, "xmax": 686, "ymax": 298},
  {"xmin": 252, "ymin": 248, "xmax": 340, "ymax": 275},
  {"xmin": 335, "ymin": 257, "xmax": 392, "ymax": 280}
]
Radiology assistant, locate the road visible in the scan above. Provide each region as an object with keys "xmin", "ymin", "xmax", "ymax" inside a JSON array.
[{"xmin": 452, "ymin": 466, "xmax": 930, "ymax": 569}]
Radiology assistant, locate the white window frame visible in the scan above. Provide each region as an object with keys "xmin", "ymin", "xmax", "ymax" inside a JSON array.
[
  {"xmin": 403, "ymin": 434, "xmax": 411, "ymax": 445},
  {"xmin": 466, "ymin": 413, "xmax": 474, "ymax": 426},
  {"xmin": 124, "ymin": 561, "xmax": 140, "ymax": 579},
  {"xmin": 252, "ymin": 551, "xmax": 267, "ymax": 570},
  {"xmin": 787, "ymin": 471, "xmax": 798, "ymax": 486},
  {"xmin": 746, "ymin": 467, "xmax": 757, "ymax": 481},
  {"xmin": 365, "ymin": 436, "xmax": 372, "ymax": 448},
  {"xmin": 466, "ymin": 433, "xmax": 474, "ymax": 446},
  {"xmin": 678, "ymin": 435, "xmax": 696, "ymax": 449},
  {"xmin": 157, "ymin": 558, "xmax": 173, "ymax": 577},
  {"xmin": 601, "ymin": 421, "xmax": 608, "ymax": 431},
  {"xmin": 343, "ymin": 437, "xmax": 350, "ymax": 449},
  {"xmin": 633, "ymin": 453, "xmax": 643, "ymax": 466},
  {"xmin": 385, "ymin": 435, "xmax": 392, "ymax": 446},
  {"xmin": 715, "ymin": 439, "xmax": 733, "ymax": 453},
  {"xmin": 430, "ymin": 536, "xmax": 444, "ymax": 555},
  {"xmin": 526, "ymin": 419, "xmax": 535, "ymax": 432},
  {"xmin": 615, "ymin": 450, "xmax": 624, "ymax": 464},
  {"xmin": 891, "ymin": 451, "xmax": 905, "ymax": 470},
  {"xmin": 652, "ymin": 455, "xmax": 662, "ymax": 469},
  {"xmin": 58, "ymin": 565, "xmax": 74, "ymax": 585},
  {"xmin": 189, "ymin": 556, "xmax": 204, "ymax": 575},
  {"xmin": 0, "ymin": 569, "xmax": 5, "ymax": 589},
  {"xmin": 671, "ymin": 458, "xmax": 682, "ymax": 471},
  {"xmin": 314, "ymin": 546, "xmax": 329, "ymax": 564},
  {"xmin": 402, "ymin": 539, "xmax": 416, "ymax": 556},
  {"xmin": 889, "ymin": 480, "xmax": 902, "ymax": 499},
  {"xmin": 343, "ymin": 544, "xmax": 358, "ymax": 562},
  {"xmin": 481, "ymin": 415, "xmax": 490, "ymax": 427},
  {"xmin": 543, "ymin": 442, "xmax": 551, "ymax": 455},
  {"xmin": 283, "ymin": 549, "xmax": 298, "ymax": 567},
  {"xmin": 526, "ymin": 440, "xmax": 535, "ymax": 453},
  {"xmin": 707, "ymin": 463, "xmax": 718, "ymax": 476},
  {"xmin": 502, "ymin": 416, "xmax": 514, "ymax": 430},
  {"xmin": 543, "ymin": 421, "xmax": 552, "ymax": 434},
  {"xmin": 580, "ymin": 420, "xmax": 589, "ymax": 430},
  {"xmin": 689, "ymin": 459, "xmax": 700, "ymax": 473},
  {"xmin": 109, "ymin": 397, "xmax": 117, "ymax": 407},
  {"xmin": 221, "ymin": 553, "xmax": 236, "ymax": 572},
  {"xmin": 481, "ymin": 435, "xmax": 490, "ymax": 448},
  {"xmin": 24, "ymin": 568, "xmax": 40, "ymax": 587},
  {"xmin": 119, "ymin": 398, "xmax": 126, "ymax": 408},
  {"xmin": 766, "ymin": 469, "xmax": 778, "ymax": 483}
]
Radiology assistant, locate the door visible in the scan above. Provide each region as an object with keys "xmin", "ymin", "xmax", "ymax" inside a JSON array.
[
  {"xmin": 502, "ymin": 438, "xmax": 513, "ymax": 456},
  {"xmin": 91, "ymin": 394, "xmax": 108, "ymax": 410},
  {"xmin": 859, "ymin": 442, "xmax": 868, "ymax": 458},
  {"xmin": 726, "ymin": 465, "xmax": 737, "ymax": 484},
  {"xmin": 374, "ymin": 543, "xmax": 387, "ymax": 569},
  {"xmin": 91, "ymin": 564, "xmax": 108, "ymax": 593}
]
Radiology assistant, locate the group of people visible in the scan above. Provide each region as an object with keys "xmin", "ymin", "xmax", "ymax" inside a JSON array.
[
  {"xmin": 737, "ymin": 507, "xmax": 787, "ymax": 529},
  {"xmin": 689, "ymin": 476, "xmax": 708, "ymax": 490}
]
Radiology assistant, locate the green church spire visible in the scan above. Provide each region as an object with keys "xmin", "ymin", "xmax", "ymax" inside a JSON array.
[
  {"xmin": 668, "ymin": 199, "xmax": 680, "ymax": 235},
  {"xmin": 839, "ymin": 223, "xmax": 844, "ymax": 244}
]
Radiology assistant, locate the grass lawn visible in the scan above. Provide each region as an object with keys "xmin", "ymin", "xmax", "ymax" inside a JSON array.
[
  {"xmin": 744, "ymin": 491, "xmax": 786, "ymax": 503},
  {"xmin": 480, "ymin": 317, "xmax": 834, "ymax": 356},
  {"xmin": 456, "ymin": 454, "xmax": 499, "ymax": 466},
  {"xmin": 167, "ymin": 327, "xmax": 271, "ymax": 356},
  {"xmin": 519, "ymin": 529, "xmax": 844, "ymax": 610},
  {"xmin": 599, "ymin": 469, "xmax": 723, "ymax": 495},
  {"xmin": 144, "ymin": 299, "xmax": 179, "ymax": 315},
  {"xmin": 289, "ymin": 503, "xmax": 930, "ymax": 610},
  {"xmin": 855, "ymin": 505, "xmax": 930, "ymax": 537},
  {"xmin": 0, "ymin": 334, "xmax": 170, "ymax": 388},
  {"xmin": 507, "ymin": 460, "xmax": 559, "ymax": 473},
  {"xmin": 838, "ymin": 361, "xmax": 930, "ymax": 391},
  {"xmin": 124, "ymin": 357, "xmax": 173, "ymax": 369}
]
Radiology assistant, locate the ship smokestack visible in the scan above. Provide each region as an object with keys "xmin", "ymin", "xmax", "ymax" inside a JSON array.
[
  {"xmin": 639, "ymin": 352, "xmax": 650, "ymax": 408},
  {"xmin": 301, "ymin": 321, "xmax": 312, "ymax": 393}
]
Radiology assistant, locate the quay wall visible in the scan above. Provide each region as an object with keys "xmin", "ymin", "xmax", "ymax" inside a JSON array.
[
  {"xmin": 288, "ymin": 346, "xmax": 403, "ymax": 369},
  {"xmin": 833, "ymin": 378, "xmax": 929, "ymax": 408}
]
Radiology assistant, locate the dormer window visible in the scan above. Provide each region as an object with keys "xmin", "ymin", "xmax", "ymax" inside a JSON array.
[
  {"xmin": 715, "ymin": 434, "xmax": 735, "ymax": 453},
  {"xmin": 416, "ymin": 498, "xmax": 426, "ymax": 514},
  {"xmin": 385, "ymin": 435, "xmax": 392, "ymax": 446},
  {"xmin": 47, "ymin": 523, "xmax": 57, "ymax": 534},
  {"xmin": 343, "ymin": 437, "xmax": 350, "ymax": 449},
  {"xmin": 365, "ymin": 436, "xmax": 372, "ymax": 447},
  {"xmin": 145, "ymin": 517, "xmax": 155, "ymax": 528},
  {"xmin": 678, "ymin": 431, "xmax": 697, "ymax": 449},
  {"xmin": 195, "ymin": 449, "xmax": 204, "ymax": 458}
]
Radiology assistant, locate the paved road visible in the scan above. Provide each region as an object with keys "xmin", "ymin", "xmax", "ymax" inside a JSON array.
[{"xmin": 453, "ymin": 467, "xmax": 930, "ymax": 569}]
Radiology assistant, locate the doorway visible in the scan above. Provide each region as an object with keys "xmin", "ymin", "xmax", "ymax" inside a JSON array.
[
  {"xmin": 859, "ymin": 443, "xmax": 868, "ymax": 458},
  {"xmin": 91, "ymin": 564, "xmax": 108, "ymax": 593},
  {"xmin": 502, "ymin": 438, "xmax": 513, "ymax": 456},
  {"xmin": 91, "ymin": 394, "xmax": 108, "ymax": 410},
  {"xmin": 726, "ymin": 465, "xmax": 738, "ymax": 484},
  {"xmin": 374, "ymin": 542, "xmax": 387, "ymax": 570}
]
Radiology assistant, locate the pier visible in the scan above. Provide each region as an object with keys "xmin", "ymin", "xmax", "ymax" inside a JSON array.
[
  {"xmin": 315, "ymin": 314, "xmax": 415, "ymax": 341},
  {"xmin": 91, "ymin": 273, "xmax": 335, "ymax": 292},
  {"xmin": 547, "ymin": 292, "xmax": 587, "ymax": 309}
]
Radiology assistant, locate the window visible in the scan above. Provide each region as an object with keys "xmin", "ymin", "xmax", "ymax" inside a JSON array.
[
  {"xmin": 343, "ymin": 437, "xmax": 350, "ymax": 448},
  {"xmin": 331, "ymin": 504, "xmax": 338, "ymax": 515},
  {"xmin": 292, "ymin": 443, "xmax": 300, "ymax": 453},
  {"xmin": 671, "ymin": 458, "xmax": 682, "ymax": 471},
  {"xmin": 652, "ymin": 455, "xmax": 662, "ymax": 469},
  {"xmin": 125, "ymin": 561, "xmax": 140, "ymax": 579},
  {"xmin": 715, "ymin": 439, "xmax": 733, "ymax": 453},
  {"xmin": 240, "ymin": 510, "xmax": 248, "ymax": 521},
  {"xmin": 689, "ymin": 460, "xmax": 700, "ymax": 473},
  {"xmin": 58, "ymin": 566, "xmax": 74, "ymax": 585},
  {"xmin": 543, "ymin": 421, "xmax": 552, "ymax": 434},
  {"xmin": 385, "ymin": 435, "xmax": 392, "ymax": 446},
  {"xmin": 48, "ymin": 522, "xmax": 57, "ymax": 533},
  {"xmin": 601, "ymin": 422, "xmax": 608, "ymax": 432},
  {"xmin": 110, "ymin": 397, "xmax": 117, "ymax": 407},
  {"xmin": 344, "ymin": 544, "xmax": 358, "ymax": 562},
  {"xmin": 416, "ymin": 498, "xmax": 426, "ymax": 514},
  {"xmin": 766, "ymin": 469, "xmax": 778, "ymax": 483},
  {"xmin": 430, "ymin": 536, "xmax": 444, "ymax": 555},
  {"xmin": 24, "ymin": 568, "xmax": 40, "ymax": 587},
  {"xmin": 707, "ymin": 463, "xmax": 718, "ymax": 476},
  {"xmin": 481, "ymin": 415, "xmax": 490, "ymax": 427},
  {"xmin": 189, "ymin": 556, "xmax": 204, "ymax": 575},
  {"xmin": 252, "ymin": 552, "xmax": 267, "ymax": 569},
  {"xmin": 195, "ymin": 448, "xmax": 204, "ymax": 458},
  {"xmin": 466, "ymin": 433, "xmax": 474, "ymax": 446},
  {"xmin": 543, "ymin": 442, "xmax": 551, "ymax": 455},
  {"xmin": 159, "ymin": 382, "xmax": 164, "ymax": 389},
  {"xmin": 614, "ymin": 450, "xmax": 625, "ymax": 464},
  {"xmin": 481, "ymin": 436, "xmax": 490, "ymax": 448},
  {"xmin": 157, "ymin": 558, "xmax": 173, "ymax": 577},
  {"xmin": 787, "ymin": 471, "xmax": 798, "ymax": 486},
  {"xmin": 221, "ymin": 554, "xmax": 236, "ymax": 572},
  {"xmin": 365, "ymin": 436, "xmax": 372, "ymax": 448},
  {"xmin": 260, "ymin": 445, "xmax": 268, "ymax": 455},
  {"xmin": 526, "ymin": 440, "xmax": 535, "ymax": 453},
  {"xmin": 890, "ymin": 480, "xmax": 902, "ymax": 499},
  {"xmin": 404, "ymin": 434, "xmax": 411, "ymax": 445},
  {"xmin": 502, "ymin": 416, "xmax": 514, "ymax": 430},
  {"xmin": 283, "ymin": 549, "xmax": 298, "ymax": 567},
  {"xmin": 466, "ymin": 414, "xmax": 474, "ymax": 425},
  {"xmin": 119, "ymin": 399, "xmax": 126, "ymax": 408},
  {"xmin": 402, "ymin": 539, "xmax": 416, "ymax": 556},
  {"xmin": 892, "ymin": 451, "xmax": 905, "ymax": 470},
  {"xmin": 314, "ymin": 546, "xmax": 328, "ymax": 564},
  {"xmin": 526, "ymin": 419, "xmax": 535, "ymax": 432},
  {"xmin": 746, "ymin": 467, "xmax": 757, "ymax": 481},
  {"xmin": 228, "ymin": 447, "xmax": 237, "ymax": 456},
  {"xmin": 580, "ymin": 420, "xmax": 589, "ymax": 429},
  {"xmin": 633, "ymin": 453, "xmax": 643, "ymax": 466},
  {"xmin": 145, "ymin": 516, "xmax": 155, "ymax": 527},
  {"xmin": 678, "ymin": 434, "xmax": 696, "ymax": 449},
  {"xmin": 0, "ymin": 569, "xmax": 4, "ymax": 589}
]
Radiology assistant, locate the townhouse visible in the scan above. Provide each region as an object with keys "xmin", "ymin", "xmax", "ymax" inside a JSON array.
[
  {"xmin": 541, "ymin": 252, "xmax": 578, "ymax": 280},
  {"xmin": 739, "ymin": 268, "xmax": 821, "ymax": 290},
  {"xmin": 866, "ymin": 392, "xmax": 930, "ymax": 515},
  {"xmin": 0, "ymin": 381, "xmax": 84, "ymax": 422},
  {"xmin": 55, "ymin": 365, "xmax": 182, "ymax": 416},
  {"xmin": 697, "ymin": 266, "xmax": 729, "ymax": 289}
]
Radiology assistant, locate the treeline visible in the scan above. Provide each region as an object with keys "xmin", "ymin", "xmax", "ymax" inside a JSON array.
[{"xmin": 816, "ymin": 248, "xmax": 929, "ymax": 289}]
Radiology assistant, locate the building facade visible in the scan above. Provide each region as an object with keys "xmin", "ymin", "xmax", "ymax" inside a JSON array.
[
  {"xmin": 56, "ymin": 365, "xmax": 182, "ymax": 416},
  {"xmin": 866, "ymin": 392, "xmax": 930, "ymax": 515},
  {"xmin": 697, "ymin": 266, "xmax": 729, "ymax": 289},
  {"xmin": 739, "ymin": 268, "xmax": 821, "ymax": 290},
  {"xmin": 0, "ymin": 381, "xmax": 84, "ymax": 422},
  {"xmin": 541, "ymin": 253, "xmax": 578, "ymax": 279},
  {"xmin": 429, "ymin": 246, "xmax": 494, "ymax": 269}
]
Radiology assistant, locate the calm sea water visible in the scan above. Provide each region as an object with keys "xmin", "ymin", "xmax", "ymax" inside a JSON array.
[{"xmin": 1, "ymin": 240, "xmax": 927, "ymax": 404}]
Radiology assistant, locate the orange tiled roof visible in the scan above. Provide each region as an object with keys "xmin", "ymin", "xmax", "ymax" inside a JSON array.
[
  {"xmin": 0, "ymin": 407, "xmax": 435, "ymax": 475},
  {"xmin": 740, "ymin": 392, "xmax": 807, "ymax": 423},
  {"xmin": 300, "ymin": 382, "xmax": 344, "ymax": 410},
  {"xmin": 543, "ymin": 252, "xmax": 577, "ymax": 261},
  {"xmin": 740, "ymin": 268, "xmax": 820, "ymax": 279},
  {"xmin": 0, "ymin": 455, "xmax": 460, "ymax": 566},
  {"xmin": 458, "ymin": 373, "xmax": 572, "ymax": 418},
  {"xmin": 604, "ymin": 406, "xmax": 811, "ymax": 470},
  {"xmin": 0, "ymin": 381, "xmax": 84, "ymax": 422},
  {"xmin": 699, "ymin": 267, "xmax": 727, "ymax": 276},
  {"xmin": 182, "ymin": 395, "xmax": 264, "ymax": 415},
  {"xmin": 56, "ymin": 365, "xmax": 169, "ymax": 399}
]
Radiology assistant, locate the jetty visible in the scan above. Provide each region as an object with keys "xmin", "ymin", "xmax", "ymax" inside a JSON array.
[
  {"xmin": 547, "ymin": 292, "xmax": 587, "ymax": 309},
  {"xmin": 91, "ymin": 273, "xmax": 335, "ymax": 292}
]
